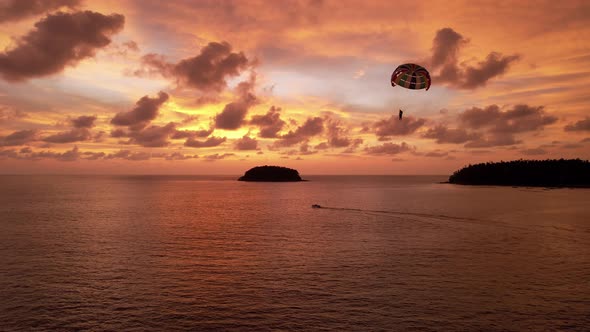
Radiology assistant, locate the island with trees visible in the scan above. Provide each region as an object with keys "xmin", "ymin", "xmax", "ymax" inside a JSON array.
[
  {"xmin": 448, "ymin": 159, "xmax": 590, "ymax": 187},
  {"xmin": 238, "ymin": 166, "xmax": 304, "ymax": 182}
]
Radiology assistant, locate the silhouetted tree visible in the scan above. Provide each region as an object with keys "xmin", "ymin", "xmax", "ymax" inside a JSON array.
[{"xmin": 449, "ymin": 159, "xmax": 590, "ymax": 187}]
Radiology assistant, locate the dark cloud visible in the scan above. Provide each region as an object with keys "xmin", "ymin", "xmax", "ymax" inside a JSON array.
[
  {"xmin": 82, "ymin": 151, "xmax": 105, "ymax": 160},
  {"xmin": 214, "ymin": 96, "xmax": 256, "ymax": 130},
  {"xmin": 126, "ymin": 123, "xmax": 176, "ymax": 147},
  {"xmin": 581, "ymin": 137, "xmax": 590, "ymax": 143},
  {"xmin": 315, "ymin": 142, "xmax": 329, "ymax": 150},
  {"xmin": 111, "ymin": 91, "xmax": 169, "ymax": 128},
  {"xmin": 521, "ymin": 148, "xmax": 548, "ymax": 156},
  {"xmin": 137, "ymin": 41, "xmax": 250, "ymax": 92},
  {"xmin": 29, "ymin": 146, "xmax": 81, "ymax": 161},
  {"xmin": 373, "ymin": 115, "xmax": 426, "ymax": 137},
  {"xmin": 464, "ymin": 134, "xmax": 521, "ymax": 148},
  {"xmin": 460, "ymin": 104, "xmax": 557, "ymax": 133},
  {"xmin": 424, "ymin": 150, "xmax": 449, "ymax": 158},
  {"xmin": 0, "ymin": 149, "xmax": 18, "ymax": 158},
  {"xmin": 234, "ymin": 135, "xmax": 258, "ymax": 150},
  {"xmin": 0, "ymin": 129, "xmax": 37, "ymax": 146},
  {"xmin": 365, "ymin": 142, "xmax": 412, "ymax": 155},
  {"xmin": 249, "ymin": 106, "xmax": 285, "ymax": 138},
  {"xmin": 431, "ymin": 27, "xmax": 467, "ymax": 69},
  {"xmin": 0, "ymin": 0, "xmax": 80, "ymax": 23},
  {"xmin": 203, "ymin": 153, "xmax": 235, "ymax": 161},
  {"xmin": 214, "ymin": 76, "xmax": 258, "ymax": 130},
  {"xmin": 562, "ymin": 143, "xmax": 582, "ymax": 149},
  {"xmin": 0, "ymin": 107, "xmax": 27, "ymax": 122},
  {"xmin": 110, "ymin": 128, "xmax": 127, "ymax": 138},
  {"xmin": 324, "ymin": 117, "xmax": 359, "ymax": 148},
  {"xmin": 105, "ymin": 150, "xmax": 150, "ymax": 161},
  {"xmin": 71, "ymin": 115, "xmax": 96, "ymax": 128},
  {"xmin": 342, "ymin": 138, "xmax": 364, "ymax": 153},
  {"xmin": 1, "ymin": 146, "xmax": 199, "ymax": 162},
  {"xmin": 564, "ymin": 117, "xmax": 590, "ymax": 132},
  {"xmin": 184, "ymin": 136, "xmax": 226, "ymax": 148},
  {"xmin": 461, "ymin": 52, "xmax": 521, "ymax": 89},
  {"xmin": 165, "ymin": 152, "xmax": 195, "ymax": 160},
  {"xmin": 422, "ymin": 125, "xmax": 481, "ymax": 144},
  {"xmin": 274, "ymin": 117, "xmax": 324, "ymax": 147},
  {"xmin": 0, "ymin": 11, "xmax": 125, "ymax": 81},
  {"xmin": 171, "ymin": 128, "xmax": 213, "ymax": 139},
  {"xmin": 42, "ymin": 128, "xmax": 91, "ymax": 143},
  {"xmin": 430, "ymin": 28, "xmax": 519, "ymax": 89}
]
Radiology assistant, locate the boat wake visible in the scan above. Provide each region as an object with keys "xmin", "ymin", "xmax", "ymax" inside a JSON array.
[{"xmin": 311, "ymin": 204, "xmax": 587, "ymax": 242}]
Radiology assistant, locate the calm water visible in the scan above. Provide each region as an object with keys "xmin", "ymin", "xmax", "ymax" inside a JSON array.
[{"xmin": 1, "ymin": 175, "xmax": 589, "ymax": 331}]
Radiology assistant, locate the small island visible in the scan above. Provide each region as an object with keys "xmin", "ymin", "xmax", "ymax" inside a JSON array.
[
  {"xmin": 238, "ymin": 165, "xmax": 304, "ymax": 182},
  {"xmin": 448, "ymin": 159, "xmax": 590, "ymax": 187}
]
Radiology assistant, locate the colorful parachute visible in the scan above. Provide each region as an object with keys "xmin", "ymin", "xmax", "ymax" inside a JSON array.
[{"xmin": 391, "ymin": 63, "xmax": 431, "ymax": 91}]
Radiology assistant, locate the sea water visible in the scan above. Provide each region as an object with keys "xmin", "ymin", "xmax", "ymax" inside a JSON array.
[{"xmin": 1, "ymin": 175, "xmax": 589, "ymax": 331}]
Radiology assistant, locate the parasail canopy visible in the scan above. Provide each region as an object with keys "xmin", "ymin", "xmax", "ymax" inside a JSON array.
[{"xmin": 391, "ymin": 63, "xmax": 431, "ymax": 91}]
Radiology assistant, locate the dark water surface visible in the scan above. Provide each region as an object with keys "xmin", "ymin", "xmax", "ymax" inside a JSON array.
[{"xmin": 1, "ymin": 175, "xmax": 589, "ymax": 331}]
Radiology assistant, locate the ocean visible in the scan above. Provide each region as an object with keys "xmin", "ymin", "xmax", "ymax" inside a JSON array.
[{"xmin": 1, "ymin": 175, "xmax": 589, "ymax": 331}]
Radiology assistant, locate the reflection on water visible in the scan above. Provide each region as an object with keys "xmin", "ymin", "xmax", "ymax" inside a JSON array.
[{"xmin": 1, "ymin": 175, "xmax": 589, "ymax": 331}]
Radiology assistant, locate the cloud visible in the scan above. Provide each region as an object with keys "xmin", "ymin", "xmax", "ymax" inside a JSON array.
[
  {"xmin": 365, "ymin": 142, "xmax": 412, "ymax": 155},
  {"xmin": 42, "ymin": 128, "xmax": 91, "ymax": 143},
  {"xmin": 422, "ymin": 104, "xmax": 555, "ymax": 148},
  {"xmin": 71, "ymin": 115, "xmax": 96, "ymax": 128},
  {"xmin": 203, "ymin": 153, "xmax": 235, "ymax": 161},
  {"xmin": 249, "ymin": 106, "xmax": 285, "ymax": 138},
  {"xmin": 461, "ymin": 52, "xmax": 521, "ymax": 89},
  {"xmin": 0, "ymin": 107, "xmax": 28, "ymax": 122},
  {"xmin": 521, "ymin": 148, "xmax": 548, "ymax": 155},
  {"xmin": 165, "ymin": 152, "xmax": 195, "ymax": 160},
  {"xmin": 111, "ymin": 91, "xmax": 169, "ymax": 128},
  {"xmin": 274, "ymin": 116, "xmax": 324, "ymax": 147},
  {"xmin": 82, "ymin": 151, "xmax": 105, "ymax": 160},
  {"xmin": 562, "ymin": 143, "xmax": 582, "ymax": 149},
  {"xmin": 171, "ymin": 128, "xmax": 213, "ymax": 139},
  {"xmin": 214, "ymin": 96, "xmax": 256, "ymax": 130},
  {"xmin": 0, "ymin": 0, "xmax": 80, "ymax": 23},
  {"xmin": 0, "ymin": 129, "xmax": 37, "ymax": 146},
  {"xmin": 234, "ymin": 135, "xmax": 258, "ymax": 150},
  {"xmin": 137, "ymin": 41, "xmax": 250, "ymax": 92},
  {"xmin": 0, "ymin": 149, "xmax": 18, "ymax": 158},
  {"xmin": 29, "ymin": 146, "xmax": 81, "ymax": 161},
  {"xmin": 460, "ymin": 104, "xmax": 557, "ymax": 133},
  {"xmin": 422, "ymin": 125, "xmax": 481, "ymax": 144},
  {"xmin": 430, "ymin": 28, "xmax": 519, "ymax": 89},
  {"xmin": 464, "ymin": 134, "xmax": 521, "ymax": 148},
  {"xmin": 214, "ymin": 75, "xmax": 258, "ymax": 130},
  {"xmin": 431, "ymin": 27, "xmax": 467, "ymax": 69},
  {"xmin": 424, "ymin": 150, "xmax": 450, "ymax": 158},
  {"xmin": 126, "ymin": 123, "xmax": 176, "ymax": 147},
  {"xmin": 0, "ymin": 11, "xmax": 125, "ymax": 81},
  {"xmin": 184, "ymin": 136, "xmax": 226, "ymax": 148},
  {"xmin": 105, "ymin": 150, "xmax": 151, "ymax": 161},
  {"xmin": 564, "ymin": 117, "xmax": 590, "ymax": 132},
  {"xmin": 373, "ymin": 115, "xmax": 426, "ymax": 137}
]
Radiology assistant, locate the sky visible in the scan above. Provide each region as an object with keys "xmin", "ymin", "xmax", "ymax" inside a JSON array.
[{"xmin": 0, "ymin": 0, "xmax": 589, "ymax": 175}]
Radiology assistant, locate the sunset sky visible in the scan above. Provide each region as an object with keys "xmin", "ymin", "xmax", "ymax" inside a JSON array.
[{"xmin": 0, "ymin": 0, "xmax": 589, "ymax": 174}]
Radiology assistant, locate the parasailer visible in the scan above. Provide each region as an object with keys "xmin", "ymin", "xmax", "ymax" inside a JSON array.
[{"xmin": 391, "ymin": 63, "xmax": 431, "ymax": 120}]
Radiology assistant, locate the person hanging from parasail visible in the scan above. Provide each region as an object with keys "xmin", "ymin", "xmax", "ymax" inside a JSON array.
[{"xmin": 390, "ymin": 63, "xmax": 431, "ymax": 120}]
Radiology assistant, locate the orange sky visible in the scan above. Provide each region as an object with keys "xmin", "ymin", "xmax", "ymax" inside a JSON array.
[{"xmin": 0, "ymin": 0, "xmax": 589, "ymax": 174}]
